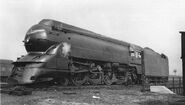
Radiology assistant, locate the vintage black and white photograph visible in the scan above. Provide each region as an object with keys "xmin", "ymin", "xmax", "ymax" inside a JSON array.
[{"xmin": 0, "ymin": 0, "xmax": 185, "ymax": 105}]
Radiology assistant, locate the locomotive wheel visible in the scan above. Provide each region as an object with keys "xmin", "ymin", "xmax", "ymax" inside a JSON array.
[
  {"xmin": 125, "ymin": 77, "xmax": 132, "ymax": 86},
  {"xmin": 53, "ymin": 77, "xmax": 69, "ymax": 86},
  {"xmin": 88, "ymin": 72, "xmax": 102, "ymax": 85},
  {"xmin": 130, "ymin": 68, "xmax": 138, "ymax": 84},
  {"xmin": 58, "ymin": 77, "xmax": 69, "ymax": 86},
  {"xmin": 104, "ymin": 72, "xmax": 113, "ymax": 85},
  {"xmin": 124, "ymin": 72, "xmax": 133, "ymax": 86},
  {"xmin": 71, "ymin": 73, "xmax": 88, "ymax": 86}
]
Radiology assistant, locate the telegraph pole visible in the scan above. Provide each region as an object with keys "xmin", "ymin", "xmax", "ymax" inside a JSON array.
[{"xmin": 180, "ymin": 31, "xmax": 185, "ymax": 96}]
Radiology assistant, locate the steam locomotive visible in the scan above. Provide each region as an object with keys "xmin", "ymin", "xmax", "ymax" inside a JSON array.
[{"xmin": 8, "ymin": 19, "xmax": 169, "ymax": 86}]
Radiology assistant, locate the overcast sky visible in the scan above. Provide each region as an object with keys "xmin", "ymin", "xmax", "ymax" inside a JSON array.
[{"xmin": 0, "ymin": 0, "xmax": 185, "ymax": 75}]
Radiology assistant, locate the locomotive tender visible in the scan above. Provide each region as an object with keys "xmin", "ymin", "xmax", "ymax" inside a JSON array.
[{"xmin": 8, "ymin": 19, "xmax": 169, "ymax": 86}]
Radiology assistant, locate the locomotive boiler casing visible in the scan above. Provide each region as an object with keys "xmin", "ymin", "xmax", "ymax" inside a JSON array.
[
  {"xmin": 25, "ymin": 19, "xmax": 131, "ymax": 64},
  {"xmin": 61, "ymin": 33, "xmax": 130, "ymax": 64}
]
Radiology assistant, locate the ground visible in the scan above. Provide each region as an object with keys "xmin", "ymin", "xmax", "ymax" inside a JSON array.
[{"xmin": 1, "ymin": 86, "xmax": 185, "ymax": 105}]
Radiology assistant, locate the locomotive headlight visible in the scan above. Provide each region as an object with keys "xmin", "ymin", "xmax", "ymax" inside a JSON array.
[{"xmin": 25, "ymin": 36, "xmax": 30, "ymax": 43}]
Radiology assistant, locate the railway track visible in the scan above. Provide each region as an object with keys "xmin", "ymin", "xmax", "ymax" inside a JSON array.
[
  {"xmin": 33, "ymin": 84, "xmax": 141, "ymax": 91},
  {"xmin": 0, "ymin": 82, "xmax": 142, "ymax": 96}
]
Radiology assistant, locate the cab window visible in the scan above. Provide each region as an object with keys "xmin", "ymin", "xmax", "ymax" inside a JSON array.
[
  {"xmin": 135, "ymin": 52, "xmax": 141, "ymax": 58},
  {"xmin": 130, "ymin": 51, "xmax": 135, "ymax": 57},
  {"xmin": 130, "ymin": 51, "xmax": 141, "ymax": 58}
]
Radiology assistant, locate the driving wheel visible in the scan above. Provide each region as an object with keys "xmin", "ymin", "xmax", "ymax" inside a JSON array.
[
  {"xmin": 88, "ymin": 72, "xmax": 102, "ymax": 85},
  {"xmin": 104, "ymin": 72, "xmax": 113, "ymax": 85},
  {"xmin": 71, "ymin": 73, "xmax": 88, "ymax": 86}
]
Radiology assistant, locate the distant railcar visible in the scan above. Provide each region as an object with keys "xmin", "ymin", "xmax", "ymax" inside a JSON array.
[
  {"xmin": 8, "ymin": 19, "xmax": 169, "ymax": 86},
  {"xmin": 0, "ymin": 59, "xmax": 13, "ymax": 82}
]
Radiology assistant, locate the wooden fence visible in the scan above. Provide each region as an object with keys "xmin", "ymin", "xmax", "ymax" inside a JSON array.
[
  {"xmin": 166, "ymin": 76, "xmax": 183, "ymax": 95},
  {"xmin": 143, "ymin": 76, "xmax": 184, "ymax": 95}
]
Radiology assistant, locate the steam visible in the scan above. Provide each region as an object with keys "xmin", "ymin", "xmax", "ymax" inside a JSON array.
[{"xmin": 62, "ymin": 42, "xmax": 71, "ymax": 57}]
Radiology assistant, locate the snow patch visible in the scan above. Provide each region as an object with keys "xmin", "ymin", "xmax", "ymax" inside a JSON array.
[{"xmin": 150, "ymin": 86, "xmax": 175, "ymax": 94}]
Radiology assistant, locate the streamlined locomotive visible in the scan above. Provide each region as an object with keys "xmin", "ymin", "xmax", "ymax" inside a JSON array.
[{"xmin": 8, "ymin": 19, "xmax": 169, "ymax": 86}]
